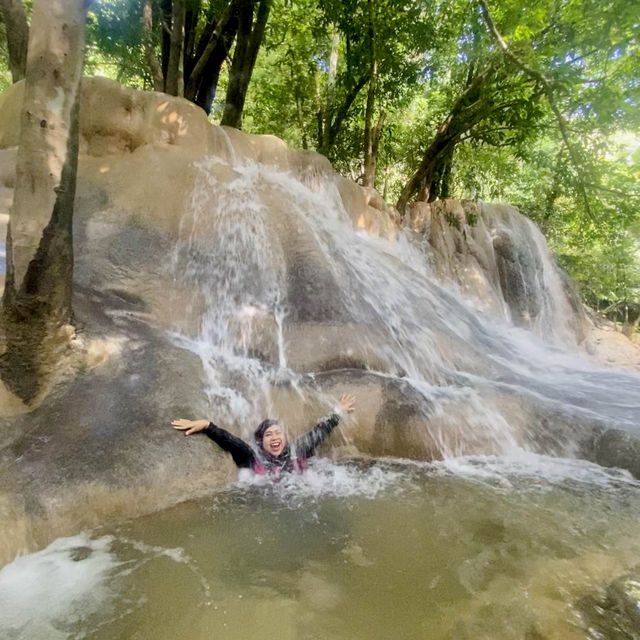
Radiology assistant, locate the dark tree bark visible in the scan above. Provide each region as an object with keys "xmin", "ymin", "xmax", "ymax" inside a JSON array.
[
  {"xmin": 150, "ymin": 0, "xmax": 266, "ymax": 119},
  {"xmin": 165, "ymin": 0, "xmax": 185, "ymax": 95},
  {"xmin": 429, "ymin": 146, "xmax": 454, "ymax": 201},
  {"xmin": 221, "ymin": 0, "xmax": 271, "ymax": 129},
  {"xmin": 362, "ymin": 0, "xmax": 378, "ymax": 187},
  {"xmin": 141, "ymin": 0, "xmax": 164, "ymax": 91},
  {"xmin": 362, "ymin": 70, "xmax": 378, "ymax": 186},
  {"xmin": 294, "ymin": 83, "xmax": 308, "ymax": 149},
  {"xmin": 396, "ymin": 69, "xmax": 492, "ymax": 214},
  {"xmin": 183, "ymin": 0, "xmax": 238, "ymax": 109},
  {"xmin": 159, "ymin": 0, "xmax": 172, "ymax": 87},
  {"xmin": 318, "ymin": 30, "xmax": 340, "ymax": 149},
  {"xmin": 1, "ymin": 0, "xmax": 88, "ymax": 402},
  {"xmin": 317, "ymin": 73, "xmax": 369, "ymax": 157},
  {"xmin": 315, "ymin": 30, "xmax": 371, "ymax": 159},
  {"xmin": 192, "ymin": 25, "xmax": 236, "ymax": 114},
  {"xmin": 0, "ymin": 0, "xmax": 29, "ymax": 82},
  {"xmin": 182, "ymin": 0, "xmax": 201, "ymax": 74}
]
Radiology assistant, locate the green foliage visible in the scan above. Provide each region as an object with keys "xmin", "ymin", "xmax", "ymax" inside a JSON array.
[
  {"xmin": 0, "ymin": 22, "xmax": 11, "ymax": 92},
  {"xmin": 87, "ymin": 0, "xmax": 150, "ymax": 87},
  {"xmin": 0, "ymin": 0, "xmax": 637, "ymax": 317}
]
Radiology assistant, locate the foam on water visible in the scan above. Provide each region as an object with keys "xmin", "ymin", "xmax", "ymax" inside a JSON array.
[
  {"xmin": 234, "ymin": 457, "xmax": 413, "ymax": 505},
  {"xmin": 0, "ymin": 534, "xmax": 118, "ymax": 639},
  {"xmin": 0, "ymin": 534, "xmax": 205, "ymax": 640},
  {"xmin": 2, "ymin": 455, "xmax": 639, "ymax": 640},
  {"xmin": 430, "ymin": 450, "xmax": 640, "ymax": 491},
  {"xmin": 228, "ymin": 449, "xmax": 640, "ymax": 510}
]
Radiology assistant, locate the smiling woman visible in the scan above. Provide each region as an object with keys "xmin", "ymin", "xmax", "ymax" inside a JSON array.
[{"xmin": 171, "ymin": 394, "xmax": 356, "ymax": 478}]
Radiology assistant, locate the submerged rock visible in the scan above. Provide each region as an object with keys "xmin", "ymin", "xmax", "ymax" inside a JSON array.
[
  {"xmin": 592, "ymin": 429, "xmax": 640, "ymax": 479},
  {"xmin": 578, "ymin": 566, "xmax": 640, "ymax": 640}
]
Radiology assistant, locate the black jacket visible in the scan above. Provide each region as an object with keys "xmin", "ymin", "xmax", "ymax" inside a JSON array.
[{"xmin": 202, "ymin": 414, "xmax": 341, "ymax": 475}]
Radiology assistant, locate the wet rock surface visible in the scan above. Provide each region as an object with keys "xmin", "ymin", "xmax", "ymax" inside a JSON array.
[
  {"xmin": 592, "ymin": 429, "xmax": 640, "ymax": 479},
  {"xmin": 0, "ymin": 78, "xmax": 639, "ymax": 567},
  {"xmin": 578, "ymin": 566, "xmax": 640, "ymax": 640}
]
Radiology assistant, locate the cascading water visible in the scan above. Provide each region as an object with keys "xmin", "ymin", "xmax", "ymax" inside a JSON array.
[
  {"xmin": 2, "ymin": 77, "xmax": 640, "ymax": 640},
  {"xmin": 169, "ymin": 154, "xmax": 640, "ymax": 463}
]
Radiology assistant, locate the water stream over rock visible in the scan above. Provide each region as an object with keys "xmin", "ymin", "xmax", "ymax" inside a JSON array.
[
  {"xmin": 168, "ymin": 155, "xmax": 639, "ymax": 467},
  {"xmin": 0, "ymin": 79, "xmax": 639, "ymax": 638}
]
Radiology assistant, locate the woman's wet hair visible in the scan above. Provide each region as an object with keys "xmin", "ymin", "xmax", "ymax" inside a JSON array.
[{"xmin": 254, "ymin": 419, "xmax": 280, "ymax": 445}]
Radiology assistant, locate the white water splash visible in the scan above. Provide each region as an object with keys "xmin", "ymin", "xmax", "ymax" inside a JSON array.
[
  {"xmin": 0, "ymin": 534, "xmax": 117, "ymax": 639},
  {"xmin": 430, "ymin": 450, "xmax": 640, "ymax": 491},
  {"xmin": 234, "ymin": 458, "xmax": 413, "ymax": 504},
  {"xmin": 0, "ymin": 534, "xmax": 205, "ymax": 640}
]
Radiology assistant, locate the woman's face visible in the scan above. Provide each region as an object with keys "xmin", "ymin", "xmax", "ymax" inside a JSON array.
[{"xmin": 262, "ymin": 424, "xmax": 286, "ymax": 456}]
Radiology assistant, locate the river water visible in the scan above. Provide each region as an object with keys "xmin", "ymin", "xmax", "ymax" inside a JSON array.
[{"xmin": 2, "ymin": 454, "xmax": 639, "ymax": 640}]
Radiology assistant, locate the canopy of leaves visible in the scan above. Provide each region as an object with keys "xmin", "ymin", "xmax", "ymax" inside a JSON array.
[{"xmin": 0, "ymin": 0, "xmax": 637, "ymax": 321}]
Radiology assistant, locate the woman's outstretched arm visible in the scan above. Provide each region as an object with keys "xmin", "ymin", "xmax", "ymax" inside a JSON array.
[
  {"xmin": 171, "ymin": 419, "xmax": 256, "ymax": 468},
  {"xmin": 294, "ymin": 394, "xmax": 356, "ymax": 459}
]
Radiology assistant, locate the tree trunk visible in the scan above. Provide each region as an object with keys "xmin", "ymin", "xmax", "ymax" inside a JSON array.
[
  {"xmin": 160, "ymin": 0, "xmax": 172, "ymax": 87},
  {"xmin": 182, "ymin": 0, "xmax": 201, "ymax": 75},
  {"xmin": 396, "ymin": 68, "xmax": 490, "ymax": 215},
  {"xmin": 396, "ymin": 136, "xmax": 452, "ymax": 214},
  {"xmin": 319, "ymin": 73, "xmax": 369, "ymax": 158},
  {"xmin": 315, "ymin": 71, "xmax": 324, "ymax": 149},
  {"xmin": 141, "ymin": 0, "xmax": 164, "ymax": 91},
  {"xmin": 0, "ymin": 0, "xmax": 29, "ymax": 82},
  {"xmin": 221, "ymin": 0, "xmax": 271, "ymax": 129},
  {"xmin": 183, "ymin": 0, "xmax": 237, "ymax": 107},
  {"xmin": 322, "ymin": 29, "xmax": 340, "ymax": 146},
  {"xmin": 367, "ymin": 111, "xmax": 385, "ymax": 187},
  {"xmin": 429, "ymin": 145, "xmax": 454, "ymax": 201},
  {"xmin": 362, "ymin": 0, "xmax": 377, "ymax": 188},
  {"xmin": 192, "ymin": 38, "xmax": 228, "ymax": 114},
  {"xmin": 1, "ymin": 0, "xmax": 88, "ymax": 402},
  {"xmin": 165, "ymin": 0, "xmax": 185, "ymax": 96},
  {"xmin": 362, "ymin": 71, "xmax": 378, "ymax": 186},
  {"xmin": 294, "ymin": 82, "xmax": 308, "ymax": 149}
]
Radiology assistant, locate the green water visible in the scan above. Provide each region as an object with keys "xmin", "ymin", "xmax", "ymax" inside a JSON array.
[{"xmin": 2, "ymin": 456, "xmax": 640, "ymax": 640}]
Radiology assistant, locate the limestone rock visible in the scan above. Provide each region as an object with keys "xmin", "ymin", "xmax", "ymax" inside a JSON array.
[
  {"xmin": 578, "ymin": 566, "xmax": 640, "ymax": 639},
  {"xmin": 410, "ymin": 199, "xmax": 588, "ymax": 344},
  {"xmin": 0, "ymin": 78, "xmax": 638, "ymax": 569}
]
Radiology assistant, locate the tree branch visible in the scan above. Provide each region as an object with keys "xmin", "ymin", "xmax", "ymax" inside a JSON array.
[
  {"xmin": 478, "ymin": 0, "xmax": 594, "ymax": 219},
  {"xmin": 141, "ymin": 0, "xmax": 164, "ymax": 91},
  {"xmin": 184, "ymin": 0, "xmax": 236, "ymax": 99},
  {"xmin": 585, "ymin": 183, "xmax": 640, "ymax": 200}
]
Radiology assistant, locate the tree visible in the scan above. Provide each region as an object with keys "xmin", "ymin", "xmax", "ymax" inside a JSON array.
[
  {"xmin": 396, "ymin": 57, "xmax": 545, "ymax": 212},
  {"xmin": 3, "ymin": 0, "xmax": 635, "ymax": 323},
  {"xmin": 91, "ymin": 0, "xmax": 271, "ymax": 122},
  {"xmin": 1, "ymin": 0, "xmax": 90, "ymax": 402},
  {"xmin": 221, "ymin": 0, "xmax": 271, "ymax": 128},
  {"xmin": 315, "ymin": 0, "xmax": 429, "ymax": 176},
  {"xmin": 0, "ymin": 0, "xmax": 29, "ymax": 82}
]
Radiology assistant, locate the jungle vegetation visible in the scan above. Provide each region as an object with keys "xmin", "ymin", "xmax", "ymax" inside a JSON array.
[{"xmin": 1, "ymin": 0, "xmax": 639, "ymax": 327}]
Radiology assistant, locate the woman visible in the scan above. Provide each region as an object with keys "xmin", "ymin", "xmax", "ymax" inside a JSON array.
[{"xmin": 171, "ymin": 394, "xmax": 356, "ymax": 477}]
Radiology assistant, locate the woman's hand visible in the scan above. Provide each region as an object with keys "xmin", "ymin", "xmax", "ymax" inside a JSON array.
[
  {"xmin": 171, "ymin": 418, "xmax": 210, "ymax": 436},
  {"xmin": 338, "ymin": 394, "xmax": 356, "ymax": 414}
]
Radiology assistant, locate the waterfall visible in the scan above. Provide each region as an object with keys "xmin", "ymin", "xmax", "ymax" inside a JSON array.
[{"xmin": 170, "ymin": 156, "xmax": 640, "ymax": 461}]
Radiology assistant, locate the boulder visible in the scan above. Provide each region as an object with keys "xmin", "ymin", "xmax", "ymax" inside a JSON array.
[
  {"xmin": 411, "ymin": 199, "xmax": 588, "ymax": 344},
  {"xmin": 577, "ymin": 565, "xmax": 640, "ymax": 639}
]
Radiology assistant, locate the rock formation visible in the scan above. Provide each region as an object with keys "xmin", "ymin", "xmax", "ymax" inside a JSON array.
[{"xmin": 0, "ymin": 78, "xmax": 638, "ymax": 565}]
